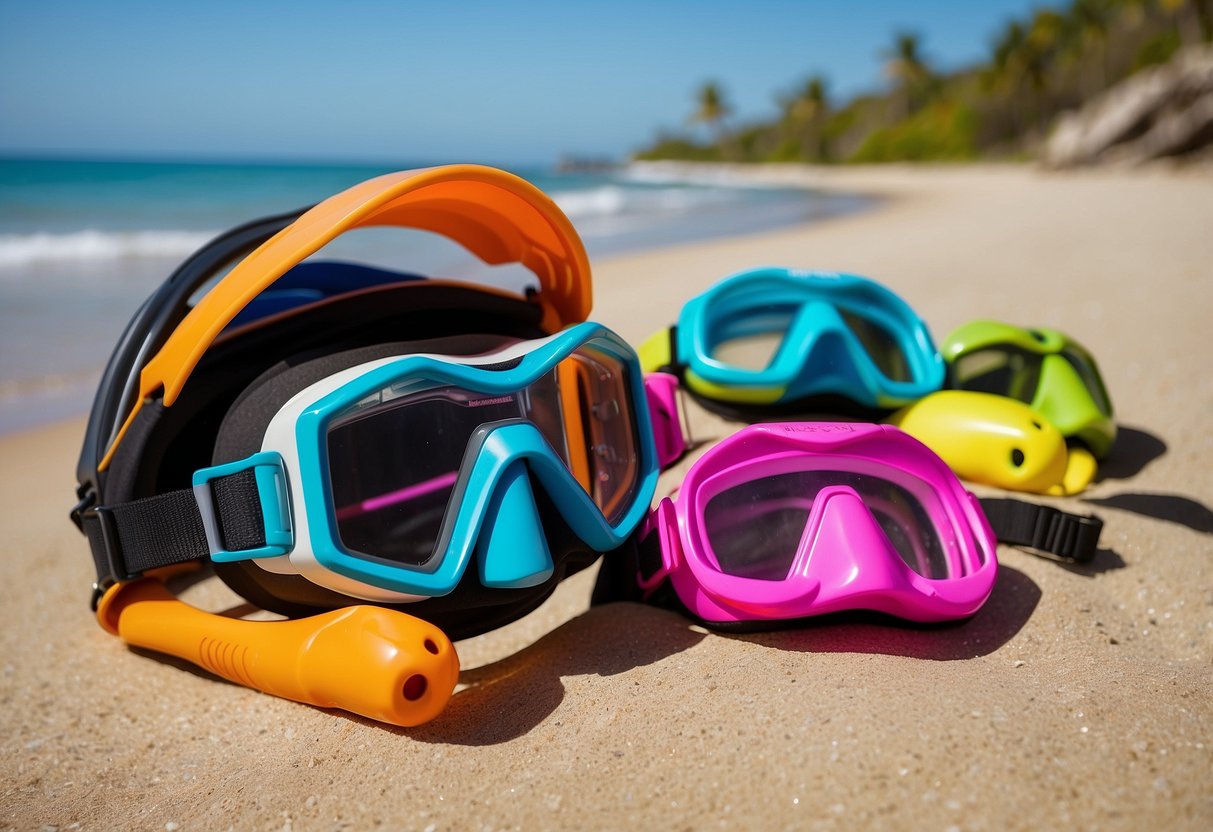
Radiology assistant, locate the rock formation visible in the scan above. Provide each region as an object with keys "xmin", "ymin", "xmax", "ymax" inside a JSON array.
[{"xmin": 1045, "ymin": 45, "xmax": 1213, "ymax": 167}]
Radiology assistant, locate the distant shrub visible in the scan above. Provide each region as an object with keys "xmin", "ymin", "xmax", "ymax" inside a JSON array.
[
  {"xmin": 1133, "ymin": 30, "xmax": 1182, "ymax": 72},
  {"xmin": 633, "ymin": 138, "xmax": 722, "ymax": 162},
  {"xmin": 849, "ymin": 102, "xmax": 979, "ymax": 162}
]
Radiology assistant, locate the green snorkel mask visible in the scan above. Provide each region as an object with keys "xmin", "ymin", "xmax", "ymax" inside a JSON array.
[{"xmin": 942, "ymin": 321, "xmax": 1116, "ymax": 460}]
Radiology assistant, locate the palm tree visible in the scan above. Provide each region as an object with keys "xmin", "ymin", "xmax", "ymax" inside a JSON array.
[
  {"xmin": 1159, "ymin": 0, "xmax": 1208, "ymax": 45},
  {"xmin": 782, "ymin": 75, "xmax": 831, "ymax": 161},
  {"xmin": 982, "ymin": 20, "xmax": 1029, "ymax": 138},
  {"xmin": 1070, "ymin": 0, "xmax": 1111, "ymax": 91},
  {"xmin": 689, "ymin": 81, "xmax": 731, "ymax": 144},
  {"xmin": 882, "ymin": 31, "xmax": 932, "ymax": 118},
  {"xmin": 989, "ymin": 20, "xmax": 1027, "ymax": 84},
  {"xmin": 983, "ymin": 17, "xmax": 1056, "ymax": 140}
]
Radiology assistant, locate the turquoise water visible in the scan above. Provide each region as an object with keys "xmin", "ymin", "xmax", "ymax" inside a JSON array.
[{"xmin": 0, "ymin": 157, "xmax": 868, "ymax": 433}]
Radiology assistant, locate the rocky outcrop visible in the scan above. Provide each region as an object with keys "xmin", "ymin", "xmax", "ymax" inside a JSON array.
[{"xmin": 1045, "ymin": 45, "xmax": 1213, "ymax": 167}]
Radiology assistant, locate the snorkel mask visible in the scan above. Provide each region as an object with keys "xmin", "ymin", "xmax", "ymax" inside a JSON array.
[
  {"xmin": 884, "ymin": 321, "xmax": 1116, "ymax": 496},
  {"xmin": 595, "ymin": 422, "xmax": 999, "ymax": 627},
  {"xmin": 102, "ymin": 323, "xmax": 661, "ymax": 603},
  {"xmin": 595, "ymin": 408, "xmax": 1104, "ymax": 628},
  {"xmin": 638, "ymin": 267, "xmax": 946, "ymax": 419},
  {"xmin": 942, "ymin": 321, "xmax": 1116, "ymax": 458},
  {"xmin": 72, "ymin": 164, "xmax": 617, "ymax": 726}
]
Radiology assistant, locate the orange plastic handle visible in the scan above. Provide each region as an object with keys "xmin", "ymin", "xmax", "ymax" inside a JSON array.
[
  {"xmin": 100, "ymin": 164, "xmax": 591, "ymax": 471},
  {"xmin": 97, "ymin": 579, "xmax": 460, "ymax": 727}
]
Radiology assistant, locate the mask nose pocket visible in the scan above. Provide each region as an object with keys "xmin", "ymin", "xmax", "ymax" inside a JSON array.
[
  {"xmin": 802, "ymin": 487, "xmax": 903, "ymax": 592},
  {"xmin": 795, "ymin": 305, "xmax": 865, "ymax": 392},
  {"xmin": 476, "ymin": 461, "xmax": 555, "ymax": 588}
]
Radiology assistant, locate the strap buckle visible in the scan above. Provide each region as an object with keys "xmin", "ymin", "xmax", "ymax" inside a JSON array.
[
  {"xmin": 192, "ymin": 451, "xmax": 294, "ymax": 562},
  {"xmin": 80, "ymin": 504, "xmax": 137, "ymax": 609},
  {"xmin": 69, "ymin": 483, "xmax": 95, "ymax": 533}
]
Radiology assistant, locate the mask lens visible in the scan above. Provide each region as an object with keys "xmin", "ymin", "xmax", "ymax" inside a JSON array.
[
  {"xmin": 1060, "ymin": 348, "xmax": 1112, "ymax": 415},
  {"xmin": 702, "ymin": 470, "xmax": 953, "ymax": 581},
  {"xmin": 704, "ymin": 300, "xmax": 917, "ymax": 383},
  {"xmin": 839, "ymin": 310, "xmax": 913, "ymax": 382},
  {"xmin": 952, "ymin": 347, "xmax": 1042, "ymax": 403},
  {"xmin": 327, "ymin": 387, "xmax": 524, "ymax": 565},
  {"xmin": 553, "ymin": 342, "xmax": 641, "ymax": 524},
  {"xmin": 706, "ymin": 303, "xmax": 797, "ymax": 371},
  {"xmin": 325, "ymin": 335, "xmax": 642, "ymax": 567}
]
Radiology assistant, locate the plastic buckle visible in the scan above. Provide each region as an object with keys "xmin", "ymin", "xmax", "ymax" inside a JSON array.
[
  {"xmin": 192, "ymin": 451, "xmax": 294, "ymax": 562},
  {"xmin": 69, "ymin": 484, "xmax": 95, "ymax": 533},
  {"xmin": 81, "ymin": 504, "xmax": 135, "ymax": 609}
]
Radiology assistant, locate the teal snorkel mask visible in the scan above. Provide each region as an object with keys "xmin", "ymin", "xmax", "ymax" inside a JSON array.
[{"xmin": 638, "ymin": 267, "xmax": 946, "ymax": 419}]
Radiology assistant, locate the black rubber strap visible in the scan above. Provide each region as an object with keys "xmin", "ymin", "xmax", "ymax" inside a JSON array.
[
  {"xmin": 980, "ymin": 498, "xmax": 1103, "ymax": 563},
  {"xmin": 590, "ymin": 529, "xmax": 683, "ymax": 612},
  {"xmin": 658, "ymin": 325, "xmax": 680, "ymax": 375},
  {"xmin": 81, "ymin": 469, "xmax": 267, "ymax": 588},
  {"xmin": 635, "ymin": 527, "xmax": 665, "ymax": 584}
]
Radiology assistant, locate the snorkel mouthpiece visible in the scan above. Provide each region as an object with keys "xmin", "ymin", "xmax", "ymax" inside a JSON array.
[{"xmin": 97, "ymin": 579, "xmax": 459, "ymax": 727}]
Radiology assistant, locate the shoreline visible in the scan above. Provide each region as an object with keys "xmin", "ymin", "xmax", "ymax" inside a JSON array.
[
  {"xmin": 0, "ymin": 166, "xmax": 870, "ymax": 438},
  {"xmin": 4, "ymin": 163, "xmax": 1211, "ymax": 830}
]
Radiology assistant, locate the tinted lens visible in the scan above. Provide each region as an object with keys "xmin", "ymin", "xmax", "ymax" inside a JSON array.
[
  {"xmin": 839, "ymin": 310, "xmax": 913, "ymax": 382},
  {"xmin": 706, "ymin": 302, "xmax": 916, "ymax": 382},
  {"xmin": 328, "ymin": 388, "xmax": 525, "ymax": 565},
  {"xmin": 325, "ymin": 338, "xmax": 642, "ymax": 566},
  {"xmin": 1060, "ymin": 348, "xmax": 1112, "ymax": 415},
  {"xmin": 556, "ymin": 343, "xmax": 641, "ymax": 524},
  {"xmin": 702, "ymin": 470, "xmax": 951, "ymax": 581},
  {"xmin": 952, "ymin": 347, "xmax": 1042, "ymax": 403}
]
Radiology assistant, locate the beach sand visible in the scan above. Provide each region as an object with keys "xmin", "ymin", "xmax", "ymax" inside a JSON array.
[{"xmin": 2, "ymin": 164, "xmax": 1210, "ymax": 830}]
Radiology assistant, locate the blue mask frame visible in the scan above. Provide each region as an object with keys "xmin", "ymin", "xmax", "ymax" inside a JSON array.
[
  {"xmin": 672, "ymin": 268, "xmax": 945, "ymax": 410},
  {"xmin": 195, "ymin": 323, "xmax": 660, "ymax": 597}
]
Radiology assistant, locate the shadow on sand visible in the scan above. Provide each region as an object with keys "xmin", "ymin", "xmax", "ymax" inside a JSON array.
[{"xmin": 724, "ymin": 563, "xmax": 1039, "ymax": 661}]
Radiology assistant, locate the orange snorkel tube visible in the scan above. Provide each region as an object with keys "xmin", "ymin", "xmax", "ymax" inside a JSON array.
[
  {"xmin": 96, "ymin": 576, "xmax": 460, "ymax": 727},
  {"xmin": 82, "ymin": 164, "xmax": 593, "ymax": 727}
]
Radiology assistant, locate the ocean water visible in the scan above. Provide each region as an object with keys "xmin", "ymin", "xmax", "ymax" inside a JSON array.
[{"xmin": 0, "ymin": 157, "xmax": 869, "ymax": 434}]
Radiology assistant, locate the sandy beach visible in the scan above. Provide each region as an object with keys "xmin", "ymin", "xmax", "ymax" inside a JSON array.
[{"xmin": 2, "ymin": 163, "xmax": 1211, "ymax": 830}]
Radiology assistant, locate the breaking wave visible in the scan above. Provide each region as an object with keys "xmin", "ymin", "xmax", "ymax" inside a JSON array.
[{"xmin": 0, "ymin": 229, "xmax": 217, "ymax": 267}]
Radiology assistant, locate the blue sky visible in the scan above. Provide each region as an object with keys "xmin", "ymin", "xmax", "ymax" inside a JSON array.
[{"xmin": 0, "ymin": 1, "xmax": 1043, "ymax": 166}]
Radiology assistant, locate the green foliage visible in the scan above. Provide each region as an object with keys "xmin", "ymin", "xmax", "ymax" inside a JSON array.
[
  {"xmin": 690, "ymin": 81, "xmax": 731, "ymax": 130},
  {"xmin": 633, "ymin": 138, "xmax": 721, "ymax": 162},
  {"xmin": 849, "ymin": 102, "xmax": 980, "ymax": 162},
  {"xmin": 633, "ymin": 0, "xmax": 1212, "ymax": 164},
  {"xmin": 1133, "ymin": 28, "xmax": 1183, "ymax": 69}
]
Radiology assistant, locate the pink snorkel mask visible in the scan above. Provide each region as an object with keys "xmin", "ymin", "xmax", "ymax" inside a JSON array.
[
  {"xmin": 599, "ymin": 373, "xmax": 1103, "ymax": 628},
  {"xmin": 608, "ymin": 419, "xmax": 999, "ymax": 626}
]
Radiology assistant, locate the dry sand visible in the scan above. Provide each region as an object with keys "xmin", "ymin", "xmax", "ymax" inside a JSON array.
[{"xmin": 2, "ymin": 164, "xmax": 1211, "ymax": 831}]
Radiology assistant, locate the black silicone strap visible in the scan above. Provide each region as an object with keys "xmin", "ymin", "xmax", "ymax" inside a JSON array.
[
  {"xmin": 980, "ymin": 498, "xmax": 1103, "ymax": 563},
  {"xmin": 81, "ymin": 469, "xmax": 267, "ymax": 591}
]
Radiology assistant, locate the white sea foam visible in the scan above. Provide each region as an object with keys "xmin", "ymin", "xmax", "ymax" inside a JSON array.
[
  {"xmin": 0, "ymin": 229, "xmax": 217, "ymax": 267},
  {"xmin": 552, "ymin": 184, "xmax": 739, "ymax": 221},
  {"xmin": 620, "ymin": 161, "xmax": 796, "ymax": 190},
  {"xmin": 0, "ymin": 184, "xmax": 737, "ymax": 268}
]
